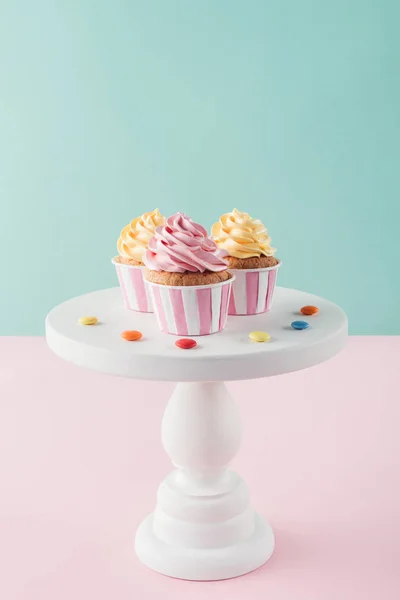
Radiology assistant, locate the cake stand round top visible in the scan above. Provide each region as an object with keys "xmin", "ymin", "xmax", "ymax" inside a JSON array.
[{"xmin": 45, "ymin": 287, "xmax": 347, "ymax": 382}]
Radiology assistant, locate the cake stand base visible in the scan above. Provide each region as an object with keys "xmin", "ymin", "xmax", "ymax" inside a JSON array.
[
  {"xmin": 134, "ymin": 381, "xmax": 275, "ymax": 580},
  {"xmin": 135, "ymin": 513, "xmax": 274, "ymax": 581}
]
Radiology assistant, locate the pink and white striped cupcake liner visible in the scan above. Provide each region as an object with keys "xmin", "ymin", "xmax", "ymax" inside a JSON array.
[
  {"xmin": 112, "ymin": 260, "xmax": 153, "ymax": 313},
  {"xmin": 147, "ymin": 276, "xmax": 234, "ymax": 336},
  {"xmin": 228, "ymin": 261, "xmax": 281, "ymax": 315}
]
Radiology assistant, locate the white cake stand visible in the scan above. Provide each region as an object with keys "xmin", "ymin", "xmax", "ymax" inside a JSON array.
[{"xmin": 45, "ymin": 286, "xmax": 347, "ymax": 581}]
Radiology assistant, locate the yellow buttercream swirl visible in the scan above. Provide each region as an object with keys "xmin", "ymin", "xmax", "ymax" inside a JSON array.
[
  {"xmin": 211, "ymin": 208, "xmax": 276, "ymax": 259},
  {"xmin": 117, "ymin": 209, "xmax": 165, "ymax": 263}
]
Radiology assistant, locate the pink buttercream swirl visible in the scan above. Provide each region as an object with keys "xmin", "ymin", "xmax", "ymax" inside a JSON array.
[{"xmin": 144, "ymin": 213, "xmax": 228, "ymax": 273}]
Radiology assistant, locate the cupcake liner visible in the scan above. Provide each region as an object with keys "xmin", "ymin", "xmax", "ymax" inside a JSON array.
[
  {"xmin": 147, "ymin": 276, "xmax": 234, "ymax": 336},
  {"xmin": 112, "ymin": 259, "xmax": 153, "ymax": 313},
  {"xmin": 228, "ymin": 261, "xmax": 281, "ymax": 315}
]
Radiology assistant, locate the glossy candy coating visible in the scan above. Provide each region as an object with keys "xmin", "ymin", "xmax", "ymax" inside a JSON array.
[
  {"xmin": 121, "ymin": 330, "xmax": 143, "ymax": 341},
  {"xmin": 249, "ymin": 331, "xmax": 271, "ymax": 343},
  {"xmin": 78, "ymin": 316, "xmax": 98, "ymax": 326},
  {"xmin": 175, "ymin": 338, "xmax": 197, "ymax": 350},
  {"xmin": 291, "ymin": 320, "xmax": 310, "ymax": 330},
  {"xmin": 300, "ymin": 305, "xmax": 319, "ymax": 316}
]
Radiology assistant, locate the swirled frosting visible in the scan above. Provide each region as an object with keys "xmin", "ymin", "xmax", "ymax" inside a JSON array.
[
  {"xmin": 144, "ymin": 213, "xmax": 228, "ymax": 273},
  {"xmin": 117, "ymin": 209, "xmax": 165, "ymax": 263},
  {"xmin": 211, "ymin": 208, "xmax": 276, "ymax": 258}
]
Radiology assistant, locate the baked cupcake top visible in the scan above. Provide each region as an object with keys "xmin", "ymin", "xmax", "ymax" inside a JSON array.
[
  {"xmin": 144, "ymin": 213, "xmax": 228, "ymax": 273},
  {"xmin": 211, "ymin": 208, "xmax": 276, "ymax": 259},
  {"xmin": 117, "ymin": 209, "xmax": 165, "ymax": 264}
]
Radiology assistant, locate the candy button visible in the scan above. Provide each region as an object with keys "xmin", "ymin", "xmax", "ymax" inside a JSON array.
[
  {"xmin": 300, "ymin": 305, "xmax": 319, "ymax": 316},
  {"xmin": 175, "ymin": 338, "xmax": 197, "ymax": 350},
  {"xmin": 249, "ymin": 331, "xmax": 271, "ymax": 343},
  {"xmin": 79, "ymin": 316, "xmax": 98, "ymax": 326},
  {"xmin": 291, "ymin": 320, "xmax": 310, "ymax": 330},
  {"xmin": 121, "ymin": 330, "xmax": 142, "ymax": 341}
]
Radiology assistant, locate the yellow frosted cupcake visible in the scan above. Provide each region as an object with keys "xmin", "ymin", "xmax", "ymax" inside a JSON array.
[
  {"xmin": 112, "ymin": 209, "xmax": 165, "ymax": 312},
  {"xmin": 211, "ymin": 209, "xmax": 281, "ymax": 315},
  {"xmin": 115, "ymin": 208, "xmax": 165, "ymax": 266},
  {"xmin": 211, "ymin": 208, "xmax": 278, "ymax": 269}
]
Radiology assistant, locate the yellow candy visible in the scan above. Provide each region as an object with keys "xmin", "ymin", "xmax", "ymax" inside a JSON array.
[
  {"xmin": 79, "ymin": 316, "xmax": 98, "ymax": 326},
  {"xmin": 249, "ymin": 331, "xmax": 271, "ymax": 343}
]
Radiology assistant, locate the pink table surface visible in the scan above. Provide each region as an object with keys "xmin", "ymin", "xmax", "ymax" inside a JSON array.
[{"xmin": 0, "ymin": 337, "xmax": 399, "ymax": 600}]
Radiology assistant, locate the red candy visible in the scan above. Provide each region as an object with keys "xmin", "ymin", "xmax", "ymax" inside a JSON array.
[{"xmin": 175, "ymin": 338, "xmax": 197, "ymax": 350}]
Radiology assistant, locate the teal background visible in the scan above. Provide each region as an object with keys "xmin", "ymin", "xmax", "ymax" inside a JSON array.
[{"xmin": 0, "ymin": 1, "xmax": 399, "ymax": 335}]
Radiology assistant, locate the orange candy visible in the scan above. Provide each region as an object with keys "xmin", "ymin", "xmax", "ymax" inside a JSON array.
[
  {"xmin": 121, "ymin": 330, "xmax": 142, "ymax": 341},
  {"xmin": 300, "ymin": 305, "xmax": 319, "ymax": 316}
]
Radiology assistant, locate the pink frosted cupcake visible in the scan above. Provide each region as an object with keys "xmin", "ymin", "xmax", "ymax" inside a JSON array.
[
  {"xmin": 144, "ymin": 213, "xmax": 234, "ymax": 336},
  {"xmin": 211, "ymin": 209, "xmax": 281, "ymax": 315},
  {"xmin": 112, "ymin": 209, "xmax": 165, "ymax": 312}
]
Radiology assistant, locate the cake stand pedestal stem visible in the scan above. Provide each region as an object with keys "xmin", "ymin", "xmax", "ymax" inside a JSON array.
[{"xmin": 134, "ymin": 381, "xmax": 274, "ymax": 581}]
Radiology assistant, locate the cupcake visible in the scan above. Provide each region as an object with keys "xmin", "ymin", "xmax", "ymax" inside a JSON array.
[
  {"xmin": 144, "ymin": 213, "xmax": 234, "ymax": 335},
  {"xmin": 211, "ymin": 208, "xmax": 280, "ymax": 315},
  {"xmin": 112, "ymin": 209, "xmax": 165, "ymax": 312}
]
